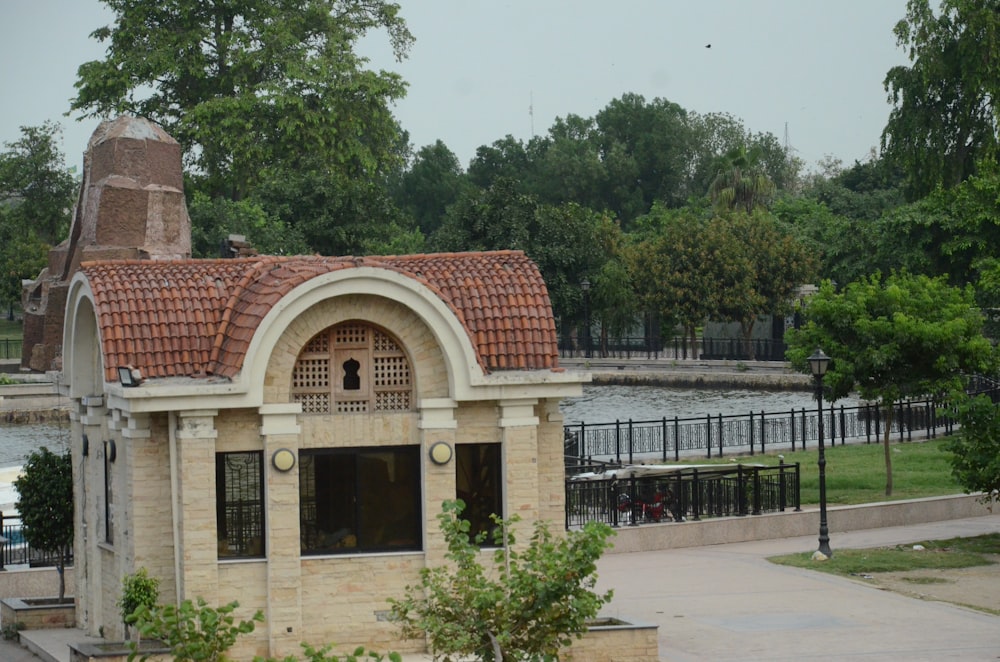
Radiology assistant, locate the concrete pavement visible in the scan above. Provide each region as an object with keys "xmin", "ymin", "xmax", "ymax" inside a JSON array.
[
  {"xmin": 596, "ymin": 513, "xmax": 1000, "ymax": 661},
  {"xmin": 5, "ymin": 513, "xmax": 999, "ymax": 661}
]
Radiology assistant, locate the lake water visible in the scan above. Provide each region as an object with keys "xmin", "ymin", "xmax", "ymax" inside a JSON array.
[
  {"xmin": 559, "ymin": 384, "xmax": 859, "ymax": 425},
  {"xmin": 0, "ymin": 422, "xmax": 71, "ymax": 469}
]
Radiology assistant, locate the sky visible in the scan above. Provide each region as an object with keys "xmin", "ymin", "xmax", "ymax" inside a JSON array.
[{"xmin": 1, "ymin": 0, "xmax": 910, "ymax": 173}]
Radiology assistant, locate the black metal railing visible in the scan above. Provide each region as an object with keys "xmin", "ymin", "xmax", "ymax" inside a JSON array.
[
  {"xmin": 0, "ymin": 338, "xmax": 21, "ymax": 360},
  {"xmin": 565, "ymin": 463, "xmax": 801, "ymax": 529},
  {"xmin": 561, "ymin": 386, "xmax": 1000, "ymax": 464},
  {"xmin": 0, "ymin": 512, "xmax": 72, "ymax": 570},
  {"xmin": 558, "ymin": 335, "xmax": 787, "ymax": 362}
]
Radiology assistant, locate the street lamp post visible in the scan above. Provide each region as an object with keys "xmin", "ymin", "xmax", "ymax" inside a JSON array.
[
  {"xmin": 808, "ymin": 347, "xmax": 833, "ymax": 558},
  {"xmin": 581, "ymin": 278, "xmax": 591, "ymax": 359}
]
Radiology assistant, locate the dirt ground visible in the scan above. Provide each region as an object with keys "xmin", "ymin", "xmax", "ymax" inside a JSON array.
[{"xmin": 853, "ymin": 554, "xmax": 1000, "ymax": 614}]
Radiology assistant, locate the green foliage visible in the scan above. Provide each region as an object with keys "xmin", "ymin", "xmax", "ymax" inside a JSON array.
[
  {"xmin": 389, "ymin": 500, "xmax": 614, "ymax": 662},
  {"xmin": 946, "ymin": 393, "xmax": 1000, "ymax": 498},
  {"xmin": 0, "ymin": 122, "xmax": 75, "ymax": 315},
  {"xmin": 12, "ymin": 447, "xmax": 73, "ymax": 600},
  {"xmin": 882, "ymin": 0, "xmax": 1000, "ymax": 199},
  {"xmin": 188, "ymin": 193, "xmax": 309, "ymax": 258},
  {"xmin": 128, "ymin": 598, "xmax": 261, "ymax": 662},
  {"xmin": 118, "ymin": 568, "xmax": 160, "ymax": 633},
  {"xmin": 272, "ymin": 644, "xmax": 401, "ymax": 662},
  {"xmin": 72, "ymin": 0, "xmax": 413, "ymax": 200},
  {"xmin": 786, "ymin": 272, "xmax": 996, "ymax": 494}
]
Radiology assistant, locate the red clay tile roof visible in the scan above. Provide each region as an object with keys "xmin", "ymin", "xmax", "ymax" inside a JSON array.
[{"xmin": 80, "ymin": 251, "xmax": 560, "ymax": 383}]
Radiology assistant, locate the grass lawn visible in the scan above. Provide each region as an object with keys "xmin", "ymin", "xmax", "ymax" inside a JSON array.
[
  {"xmin": 674, "ymin": 436, "xmax": 966, "ymax": 506},
  {"xmin": 770, "ymin": 532, "xmax": 1000, "ymax": 575},
  {"xmin": 0, "ymin": 318, "xmax": 22, "ymax": 340}
]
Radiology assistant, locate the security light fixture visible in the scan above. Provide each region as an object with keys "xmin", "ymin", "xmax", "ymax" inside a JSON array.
[
  {"xmin": 118, "ymin": 366, "xmax": 142, "ymax": 387},
  {"xmin": 272, "ymin": 448, "xmax": 296, "ymax": 472}
]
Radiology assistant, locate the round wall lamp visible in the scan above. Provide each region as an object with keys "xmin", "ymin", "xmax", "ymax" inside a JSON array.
[
  {"xmin": 429, "ymin": 441, "xmax": 453, "ymax": 466},
  {"xmin": 82, "ymin": 434, "xmax": 89, "ymax": 457},
  {"xmin": 271, "ymin": 448, "xmax": 296, "ymax": 472},
  {"xmin": 105, "ymin": 439, "xmax": 117, "ymax": 463}
]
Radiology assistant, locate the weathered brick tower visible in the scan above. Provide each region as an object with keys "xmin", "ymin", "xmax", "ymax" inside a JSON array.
[{"xmin": 21, "ymin": 116, "xmax": 191, "ymax": 372}]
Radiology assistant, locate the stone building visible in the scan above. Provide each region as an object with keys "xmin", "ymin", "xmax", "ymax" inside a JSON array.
[
  {"xmin": 21, "ymin": 117, "xmax": 191, "ymax": 373},
  {"xmin": 61, "ymin": 250, "xmax": 585, "ymax": 658}
]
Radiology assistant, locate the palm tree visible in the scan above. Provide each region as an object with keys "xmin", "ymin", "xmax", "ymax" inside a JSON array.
[{"xmin": 708, "ymin": 145, "xmax": 776, "ymax": 214}]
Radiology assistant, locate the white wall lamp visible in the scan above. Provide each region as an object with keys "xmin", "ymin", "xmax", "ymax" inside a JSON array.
[
  {"xmin": 272, "ymin": 448, "xmax": 296, "ymax": 472},
  {"xmin": 429, "ymin": 441, "xmax": 453, "ymax": 465}
]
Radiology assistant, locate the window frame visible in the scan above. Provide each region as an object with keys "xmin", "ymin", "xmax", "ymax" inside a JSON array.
[
  {"xmin": 299, "ymin": 445, "xmax": 422, "ymax": 556},
  {"xmin": 456, "ymin": 442, "xmax": 504, "ymax": 546},
  {"xmin": 215, "ymin": 450, "xmax": 266, "ymax": 560}
]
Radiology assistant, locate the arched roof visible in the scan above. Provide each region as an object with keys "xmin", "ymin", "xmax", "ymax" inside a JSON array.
[{"xmin": 79, "ymin": 251, "xmax": 560, "ymax": 384}]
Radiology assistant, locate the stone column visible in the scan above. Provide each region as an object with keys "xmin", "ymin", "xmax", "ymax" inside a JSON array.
[
  {"xmin": 537, "ymin": 399, "xmax": 568, "ymax": 525},
  {"xmin": 499, "ymin": 398, "xmax": 540, "ymax": 524},
  {"xmin": 174, "ymin": 410, "xmax": 219, "ymax": 605},
  {"xmin": 74, "ymin": 395, "xmax": 107, "ymax": 635},
  {"xmin": 419, "ymin": 398, "xmax": 458, "ymax": 564},
  {"xmin": 259, "ymin": 403, "xmax": 303, "ymax": 658}
]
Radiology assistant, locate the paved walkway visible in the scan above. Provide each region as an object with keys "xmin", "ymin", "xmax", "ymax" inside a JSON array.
[{"xmin": 5, "ymin": 514, "xmax": 999, "ymax": 661}]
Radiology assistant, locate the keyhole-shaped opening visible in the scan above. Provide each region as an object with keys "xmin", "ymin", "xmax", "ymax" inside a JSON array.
[{"xmin": 342, "ymin": 357, "xmax": 361, "ymax": 390}]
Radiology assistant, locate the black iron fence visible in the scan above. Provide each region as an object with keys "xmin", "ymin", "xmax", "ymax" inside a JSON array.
[
  {"xmin": 558, "ymin": 335, "xmax": 787, "ymax": 362},
  {"xmin": 0, "ymin": 338, "xmax": 21, "ymax": 360},
  {"xmin": 0, "ymin": 512, "xmax": 72, "ymax": 570},
  {"xmin": 563, "ymin": 397, "xmax": 964, "ymax": 464},
  {"xmin": 565, "ymin": 463, "xmax": 801, "ymax": 529}
]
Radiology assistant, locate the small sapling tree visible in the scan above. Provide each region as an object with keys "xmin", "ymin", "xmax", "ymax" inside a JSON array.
[
  {"xmin": 13, "ymin": 446, "xmax": 73, "ymax": 600},
  {"xmin": 389, "ymin": 500, "xmax": 615, "ymax": 661}
]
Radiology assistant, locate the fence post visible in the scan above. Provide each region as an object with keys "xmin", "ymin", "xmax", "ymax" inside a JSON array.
[
  {"xmin": 706, "ymin": 415, "xmax": 712, "ymax": 459},
  {"xmin": 661, "ymin": 417, "xmax": 667, "ymax": 463},
  {"xmin": 673, "ymin": 417, "xmax": 680, "ymax": 462},
  {"xmin": 0, "ymin": 511, "xmax": 5, "ymax": 571},
  {"xmin": 875, "ymin": 402, "xmax": 881, "ymax": 443},
  {"xmin": 691, "ymin": 469, "xmax": 701, "ymax": 521},
  {"xmin": 760, "ymin": 410, "xmax": 766, "ymax": 454},
  {"xmin": 865, "ymin": 403, "xmax": 872, "ymax": 443},
  {"xmin": 611, "ymin": 481, "xmax": 620, "ymax": 528},
  {"xmin": 898, "ymin": 402, "xmax": 904, "ymax": 442},
  {"xmin": 790, "ymin": 409, "xmax": 796, "ymax": 451},
  {"xmin": 579, "ymin": 422, "xmax": 586, "ymax": 457},
  {"xmin": 907, "ymin": 402, "xmax": 913, "ymax": 442},
  {"xmin": 628, "ymin": 419, "xmax": 634, "ymax": 464},
  {"xmin": 930, "ymin": 400, "xmax": 936, "ymax": 439},
  {"xmin": 749, "ymin": 411, "xmax": 755, "ymax": 456},
  {"xmin": 752, "ymin": 466, "xmax": 762, "ymax": 516},
  {"xmin": 839, "ymin": 406, "xmax": 846, "ymax": 446},
  {"xmin": 615, "ymin": 420, "xmax": 621, "ymax": 464},
  {"xmin": 778, "ymin": 464, "xmax": 787, "ymax": 512},
  {"xmin": 718, "ymin": 414, "xmax": 724, "ymax": 458},
  {"xmin": 737, "ymin": 464, "xmax": 746, "ymax": 516},
  {"xmin": 629, "ymin": 473, "xmax": 640, "ymax": 527},
  {"xmin": 794, "ymin": 462, "xmax": 802, "ymax": 511}
]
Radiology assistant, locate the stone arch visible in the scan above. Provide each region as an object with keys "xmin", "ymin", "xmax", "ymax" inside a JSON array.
[
  {"xmin": 64, "ymin": 275, "xmax": 104, "ymax": 399},
  {"xmin": 248, "ymin": 268, "xmax": 481, "ymax": 405}
]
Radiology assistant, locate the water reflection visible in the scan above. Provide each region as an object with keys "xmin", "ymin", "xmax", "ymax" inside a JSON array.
[
  {"xmin": 0, "ymin": 422, "xmax": 71, "ymax": 468},
  {"xmin": 560, "ymin": 384, "xmax": 859, "ymax": 425}
]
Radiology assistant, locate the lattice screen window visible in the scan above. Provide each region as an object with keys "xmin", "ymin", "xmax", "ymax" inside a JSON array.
[{"xmin": 292, "ymin": 323, "xmax": 413, "ymax": 414}]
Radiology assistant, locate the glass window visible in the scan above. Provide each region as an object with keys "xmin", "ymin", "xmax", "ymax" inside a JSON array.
[
  {"xmin": 299, "ymin": 446, "xmax": 421, "ymax": 554},
  {"xmin": 104, "ymin": 442, "xmax": 114, "ymax": 544},
  {"xmin": 456, "ymin": 443, "xmax": 503, "ymax": 544},
  {"xmin": 216, "ymin": 451, "xmax": 265, "ymax": 559}
]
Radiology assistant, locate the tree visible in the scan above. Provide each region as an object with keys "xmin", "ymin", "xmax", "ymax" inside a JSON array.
[
  {"xmin": 706, "ymin": 212, "xmax": 817, "ymax": 360},
  {"xmin": 392, "ymin": 140, "xmax": 471, "ymax": 236},
  {"xmin": 708, "ymin": 145, "xmax": 777, "ymax": 214},
  {"xmin": 13, "ymin": 447, "xmax": 73, "ymax": 601},
  {"xmin": 72, "ymin": 0, "xmax": 413, "ymax": 203},
  {"xmin": 0, "ymin": 123, "xmax": 76, "ymax": 317},
  {"xmin": 882, "ymin": 0, "xmax": 1000, "ymax": 199},
  {"xmin": 0, "ymin": 122, "xmax": 77, "ymax": 245},
  {"xmin": 785, "ymin": 272, "xmax": 995, "ymax": 495},
  {"xmin": 389, "ymin": 500, "xmax": 614, "ymax": 662},
  {"xmin": 629, "ymin": 205, "xmax": 714, "ymax": 354},
  {"xmin": 946, "ymin": 392, "xmax": 1000, "ymax": 499},
  {"xmin": 188, "ymin": 193, "xmax": 310, "ymax": 258}
]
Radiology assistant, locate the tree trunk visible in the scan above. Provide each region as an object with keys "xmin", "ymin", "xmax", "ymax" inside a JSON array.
[
  {"xmin": 740, "ymin": 319, "xmax": 757, "ymax": 361},
  {"xmin": 883, "ymin": 403, "xmax": 894, "ymax": 496}
]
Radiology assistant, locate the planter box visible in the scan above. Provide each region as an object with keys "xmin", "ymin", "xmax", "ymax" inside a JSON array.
[
  {"xmin": 69, "ymin": 640, "xmax": 170, "ymax": 662},
  {"xmin": 0, "ymin": 596, "xmax": 75, "ymax": 630},
  {"xmin": 564, "ymin": 617, "xmax": 659, "ymax": 662}
]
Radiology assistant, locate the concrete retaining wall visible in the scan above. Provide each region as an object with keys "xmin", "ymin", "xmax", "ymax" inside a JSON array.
[
  {"xmin": 0, "ymin": 566, "xmax": 74, "ymax": 600},
  {"xmin": 608, "ymin": 494, "xmax": 995, "ymax": 554}
]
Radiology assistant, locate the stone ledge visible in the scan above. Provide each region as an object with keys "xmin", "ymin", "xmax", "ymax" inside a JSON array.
[{"xmin": 607, "ymin": 493, "xmax": 995, "ymax": 554}]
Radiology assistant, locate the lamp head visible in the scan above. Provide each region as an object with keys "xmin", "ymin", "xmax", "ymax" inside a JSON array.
[{"xmin": 807, "ymin": 348, "xmax": 831, "ymax": 379}]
